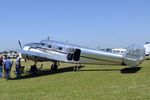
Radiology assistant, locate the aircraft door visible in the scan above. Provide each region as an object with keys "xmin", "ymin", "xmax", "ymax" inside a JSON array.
[
  {"xmin": 73, "ymin": 49, "xmax": 81, "ymax": 61},
  {"xmin": 67, "ymin": 48, "xmax": 81, "ymax": 61}
]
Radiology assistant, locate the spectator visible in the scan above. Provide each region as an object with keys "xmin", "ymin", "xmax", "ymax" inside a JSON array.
[
  {"xmin": 4, "ymin": 57, "xmax": 13, "ymax": 80},
  {"xmin": 15, "ymin": 57, "xmax": 21, "ymax": 77},
  {"xmin": 0, "ymin": 56, "xmax": 3, "ymax": 78}
]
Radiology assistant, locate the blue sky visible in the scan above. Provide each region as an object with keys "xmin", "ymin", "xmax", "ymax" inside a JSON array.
[{"xmin": 0, "ymin": 0, "xmax": 150, "ymax": 51}]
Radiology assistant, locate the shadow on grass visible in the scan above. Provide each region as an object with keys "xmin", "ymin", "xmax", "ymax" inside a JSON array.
[
  {"xmin": 79, "ymin": 67, "xmax": 142, "ymax": 74},
  {"xmin": 121, "ymin": 67, "xmax": 142, "ymax": 74},
  {"xmin": 10, "ymin": 66, "xmax": 84, "ymax": 80},
  {"xmin": 79, "ymin": 69, "xmax": 121, "ymax": 72},
  {"xmin": 10, "ymin": 66, "xmax": 141, "ymax": 80}
]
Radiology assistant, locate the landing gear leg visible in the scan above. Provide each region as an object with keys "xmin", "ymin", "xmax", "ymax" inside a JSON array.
[
  {"xmin": 30, "ymin": 61, "xmax": 38, "ymax": 75},
  {"xmin": 73, "ymin": 62, "xmax": 79, "ymax": 72},
  {"xmin": 51, "ymin": 62, "xmax": 58, "ymax": 71}
]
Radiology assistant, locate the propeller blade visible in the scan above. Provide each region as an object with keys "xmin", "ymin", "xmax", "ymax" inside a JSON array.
[
  {"xmin": 18, "ymin": 40, "xmax": 23, "ymax": 50},
  {"xmin": 47, "ymin": 36, "xmax": 50, "ymax": 40}
]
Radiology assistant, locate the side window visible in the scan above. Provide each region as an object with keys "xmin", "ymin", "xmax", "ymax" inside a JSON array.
[
  {"xmin": 58, "ymin": 47, "xmax": 62, "ymax": 50},
  {"xmin": 41, "ymin": 43, "xmax": 45, "ymax": 45},
  {"xmin": 67, "ymin": 48, "xmax": 75, "ymax": 53},
  {"xmin": 48, "ymin": 45, "xmax": 51, "ymax": 48}
]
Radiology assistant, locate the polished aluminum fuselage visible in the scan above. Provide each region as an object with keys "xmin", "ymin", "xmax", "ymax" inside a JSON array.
[
  {"xmin": 79, "ymin": 49, "xmax": 123, "ymax": 65},
  {"xmin": 21, "ymin": 39, "xmax": 145, "ymax": 67},
  {"xmin": 22, "ymin": 40, "xmax": 124, "ymax": 65}
]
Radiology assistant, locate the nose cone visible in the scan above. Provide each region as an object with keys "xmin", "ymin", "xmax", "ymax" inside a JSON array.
[
  {"xmin": 123, "ymin": 44, "xmax": 145, "ymax": 66},
  {"xmin": 23, "ymin": 46, "xmax": 30, "ymax": 51}
]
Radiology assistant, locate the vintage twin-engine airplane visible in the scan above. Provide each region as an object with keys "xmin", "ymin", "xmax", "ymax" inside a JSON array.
[{"xmin": 18, "ymin": 39, "xmax": 145, "ymax": 71}]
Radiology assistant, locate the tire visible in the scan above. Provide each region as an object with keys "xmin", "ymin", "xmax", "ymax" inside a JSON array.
[{"xmin": 51, "ymin": 64, "xmax": 58, "ymax": 71}]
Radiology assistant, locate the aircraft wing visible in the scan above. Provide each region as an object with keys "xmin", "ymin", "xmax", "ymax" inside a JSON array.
[{"xmin": 18, "ymin": 50, "xmax": 68, "ymax": 62}]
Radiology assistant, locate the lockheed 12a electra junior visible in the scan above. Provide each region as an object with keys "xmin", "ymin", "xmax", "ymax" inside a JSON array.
[{"xmin": 18, "ymin": 39, "xmax": 145, "ymax": 71}]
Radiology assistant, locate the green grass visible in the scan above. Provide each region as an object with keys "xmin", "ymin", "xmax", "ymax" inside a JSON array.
[{"xmin": 0, "ymin": 60, "xmax": 150, "ymax": 100}]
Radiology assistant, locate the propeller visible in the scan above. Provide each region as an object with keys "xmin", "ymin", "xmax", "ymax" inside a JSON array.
[
  {"xmin": 47, "ymin": 36, "xmax": 50, "ymax": 40},
  {"xmin": 18, "ymin": 40, "xmax": 23, "ymax": 50},
  {"xmin": 18, "ymin": 40, "xmax": 28, "ymax": 62}
]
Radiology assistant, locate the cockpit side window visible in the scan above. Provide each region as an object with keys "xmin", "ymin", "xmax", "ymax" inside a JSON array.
[
  {"xmin": 41, "ymin": 43, "xmax": 45, "ymax": 45},
  {"xmin": 58, "ymin": 47, "xmax": 62, "ymax": 50}
]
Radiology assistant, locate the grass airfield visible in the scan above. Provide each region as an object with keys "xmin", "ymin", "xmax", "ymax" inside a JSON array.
[{"xmin": 0, "ymin": 60, "xmax": 150, "ymax": 100}]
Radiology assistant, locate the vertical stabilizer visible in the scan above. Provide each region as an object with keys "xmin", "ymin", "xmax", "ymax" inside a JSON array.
[{"xmin": 123, "ymin": 44, "xmax": 145, "ymax": 66}]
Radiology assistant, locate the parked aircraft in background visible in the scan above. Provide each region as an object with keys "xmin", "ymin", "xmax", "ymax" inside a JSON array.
[
  {"xmin": 97, "ymin": 48, "xmax": 126, "ymax": 55},
  {"xmin": 98, "ymin": 42, "xmax": 150, "ymax": 60},
  {"xmin": 111, "ymin": 48, "xmax": 126, "ymax": 54},
  {"xmin": 0, "ymin": 50, "xmax": 19, "ymax": 59},
  {"xmin": 144, "ymin": 42, "xmax": 150, "ymax": 60},
  {"xmin": 144, "ymin": 42, "xmax": 150, "ymax": 56},
  {"xmin": 18, "ymin": 39, "xmax": 145, "ymax": 71}
]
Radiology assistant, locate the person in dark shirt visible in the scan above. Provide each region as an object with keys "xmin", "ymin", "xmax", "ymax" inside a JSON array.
[
  {"xmin": 15, "ymin": 57, "xmax": 21, "ymax": 77},
  {"xmin": 0, "ymin": 56, "xmax": 3, "ymax": 78}
]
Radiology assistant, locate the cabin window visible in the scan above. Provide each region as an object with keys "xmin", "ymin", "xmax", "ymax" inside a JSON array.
[
  {"xmin": 48, "ymin": 45, "xmax": 51, "ymax": 48},
  {"xmin": 41, "ymin": 43, "xmax": 45, "ymax": 45},
  {"xmin": 58, "ymin": 47, "xmax": 62, "ymax": 50}
]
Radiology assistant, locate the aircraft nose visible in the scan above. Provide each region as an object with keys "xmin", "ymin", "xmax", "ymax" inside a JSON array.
[{"xmin": 23, "ymin": 46, "xmax": 30, "ymax": 51}]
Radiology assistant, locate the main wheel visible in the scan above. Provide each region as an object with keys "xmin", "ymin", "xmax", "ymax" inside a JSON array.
[{"xmin": 51, "ymin": 64, "xmax": 58, "ymax": 71}]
